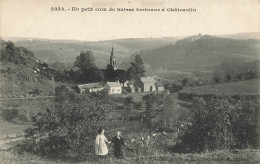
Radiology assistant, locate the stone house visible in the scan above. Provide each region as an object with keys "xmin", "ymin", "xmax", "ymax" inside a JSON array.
[
  {"xmin": 104, "ymin": 81, "xmax": 122, "ymax": 94},
  {"xmin": 127, "ymin": 85, "xmax": 135, "ymax": 93},
  {"xmin": 135, "ymin": 76, "xmax": 157, "ymax": 92},
  {"xmin": 156, "ymin": 82, "xmax": 165, "ymax": 91}
]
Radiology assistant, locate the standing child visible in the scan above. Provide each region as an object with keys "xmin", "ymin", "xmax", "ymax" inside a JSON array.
[
  {"xmin": 112, "ymin": 131, "xmax": 125, "ymax": 159},
  {"xmin": 95, "ymin": 128, "xmax": 111, "ymax": 160}
]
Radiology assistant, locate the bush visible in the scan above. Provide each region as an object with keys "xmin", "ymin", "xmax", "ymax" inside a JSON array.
[
  {"xmin": 23, "ymin": 86, "xmax": 113, "ymax": 161},
  {"xmin": 1, "ymin": 108, "xmax": 20, "ymax": 122},
  {"xmin": 175, "ymin": 96, "xmax": 260, "ymax": 153}
]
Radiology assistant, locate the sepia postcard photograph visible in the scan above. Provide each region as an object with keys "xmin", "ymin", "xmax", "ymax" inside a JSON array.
[{"xmin": 0, "ymin": 0, "xmax": 260, "ymax": 163}]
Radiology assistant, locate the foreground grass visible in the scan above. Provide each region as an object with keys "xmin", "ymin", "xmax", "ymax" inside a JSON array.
[{"xmin": 0, "ymin": 148, "xmax": 259, "ymax": 164}]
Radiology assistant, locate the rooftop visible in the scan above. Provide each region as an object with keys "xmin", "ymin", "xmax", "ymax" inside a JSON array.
[
  {"xmin": 140, "ymin": 76, "xmax": 156, "ymax": 83},
  {"xmin": 107, "ymin": 81, "xmax": 121, "ymax": 87},
  {"xmin": 78, "ymin": 83, "xmax": 103, "ymax": 89}
]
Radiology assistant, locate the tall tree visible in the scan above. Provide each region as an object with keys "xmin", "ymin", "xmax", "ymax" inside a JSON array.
[
  {"xmin": 126, "ymin": 54, "xmax": 146, "ymax": 80},
  {"xmin": 74, "ymin": 51, "xmax": 95, "ymax": 70},
  {"xmin": 134, "ymin": 55, "xmax": 146, "ymax": 77},
  {"xmin": 143, "ymin": 93, "xmax": 163, "ymax": 128},
  {"xmin": 124, "ymin": 96, "xmax": 134, "ymax": 111},
  {"xmin": 73, "ymin": 51, "xmax": 104, "ymax": 83}
]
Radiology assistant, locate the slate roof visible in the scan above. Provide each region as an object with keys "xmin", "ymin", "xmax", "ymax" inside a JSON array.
[
  {"xmin": 128, "ymin": 85, "xmax": 135, "ymax": 90},
  {"xmin": 107, "ymin": 82, "xmax": 121, "ymax": 87},
  {"xmin": 140, "ymin": 76, "xmax": 156, "ymax": 83},
  {"xmin": 155, "ymin": 82, "xmax": 164, "ymax": 87},
  {"xmin": 78, "ymin": 83, "xmax": 103, "ymax": 89}
]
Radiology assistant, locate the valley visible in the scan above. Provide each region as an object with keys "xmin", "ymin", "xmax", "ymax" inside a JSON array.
[{"xmin": 0, "ymin": 33, "xmax": 259, "ymax": 163}]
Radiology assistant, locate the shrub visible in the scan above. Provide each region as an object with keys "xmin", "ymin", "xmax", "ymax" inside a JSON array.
[
  {"xmin": 23, "ymin": 86, "xmax": 113, "ymax": 161},
  {"xmin": 1, "ymin": 108, "xmax": 20, "ymax": 122},
  {"xmin": 175, "ymin": 96, "xmax": 260, "ymax": 153}
]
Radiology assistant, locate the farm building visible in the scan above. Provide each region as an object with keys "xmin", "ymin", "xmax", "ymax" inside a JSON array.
[
  {"xmin": 156, "ymin": 82, "xmax": 165, "ymax": 91},
  {"xmin": 104, "ymin": 81, "xmax": 122, "ymax": 94},
  {"xmin": 135, "ymin": 76, "xmax": 157, "ymax": 92},
  {"xmin": 78, "ymin": 83, "xmax": 104, "ymax": 94},
  {"xmin": 127, "ymin": 85, "xmax": 135, "ymax": 93},
  {"xmin": 121, "ymin": 80, "xmax": 129, "ymax": 87}
]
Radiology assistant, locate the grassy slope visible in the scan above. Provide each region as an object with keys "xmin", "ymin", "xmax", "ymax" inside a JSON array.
[{"xmin": 183, "ymin": 78, "xmax": 260, "ymax": 95}]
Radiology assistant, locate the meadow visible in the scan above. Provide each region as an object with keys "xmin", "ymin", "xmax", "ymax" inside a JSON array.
[
  {"xmin": 183, "ymin": 78, "xmax": 260, "ymax": 95},
  {"xmin": 0, "ymin": 148, "xmax": 259, "ymax": 163}
]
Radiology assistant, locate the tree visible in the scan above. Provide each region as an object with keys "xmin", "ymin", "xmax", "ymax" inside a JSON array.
[
  {"xmin": 226, "ymin": 74, "xmax": 232, "ymax": 81},
  {"xmin": 74, "ymin": 51, "xmax": 95, "ymax": 69},
  {"xmin": 73, "ymin": 51, "xmax": 104, "ymax": 83},
  {"xmin": 214, "ymin": 76, "xmax": 221, "ymax": 84},
  {"xmin": 126, "ymin": 64, "xmax": 136, "ymax": 80},
  {"xmin": 171, "ymin": 82, "xmax": 183, "ymax": 93},
  {"xmin": 134, "ymin": 55, "xmax": 146, "ymax": 77},
  {"xmin": 24, "ymin": 86, "xmax": 113, "ymax": 160},
  {"xmin": 162, "ymin": 95, "xmax": 179, "ymax": 129},
  {"xmin": 126, "ymin": 54, "xmax": 146, "ymax": 80},
  {"xmin": 124, "ymin": 96, "xmax": 134, "ymax": 111},
  {"xmin": 175, "ymin": 96, "xmax": 259, "ymax": 153},
  {"xmin": 105, "ymin": 64, "xmax": 116, "ymax": 81},
  {"xmin": 182, "ymin": 78, "xmax": 188, "ymax": 87},
  {"xmin": 0, "ymin": 41, "xmax": 27, "ymax": 64},
  {"xmin": 143, "ymin": 93, "xmax": 163, "ymax": 128},
  {"xmin": 54, "ymin": 85, "xmax": 77, "ymax": 103},
  {"xmin": 5, "ymin": 41, "xmax": 15, "ymax": 50}
]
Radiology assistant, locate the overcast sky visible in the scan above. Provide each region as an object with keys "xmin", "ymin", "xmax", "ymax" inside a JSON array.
[{"xmin": 1, "ymin": 0, "xmax": 259, "ymax": 41}]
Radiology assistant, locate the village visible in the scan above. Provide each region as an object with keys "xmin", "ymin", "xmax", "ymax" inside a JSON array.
[
  {"xmin": 1, "ymin": 0, "xmax": 259, "ymax": 162},
  {"xmin": 77, "ymin": 47, "xmax": 165, "ymax": 95}
]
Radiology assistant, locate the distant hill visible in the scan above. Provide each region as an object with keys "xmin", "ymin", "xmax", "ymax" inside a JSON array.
[
  {"xmin": 5, "ymin": 37, "xmax": 178, "ymax": 69},
  {"xmin": 217, "ymin": 32, "xmax": 260, "ymax": 40},
  {"xmin": 139, "ymin": 34, "xmax": 260, "ymax": 76},
  {"xmin": 4, "ymin": 33, "xmax": 260, "ymax": 81}
]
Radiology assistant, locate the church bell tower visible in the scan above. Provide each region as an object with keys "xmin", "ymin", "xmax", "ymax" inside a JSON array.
[{"xmin": 110, "ymin": 46, "xmax": 117, "ymax": 70}]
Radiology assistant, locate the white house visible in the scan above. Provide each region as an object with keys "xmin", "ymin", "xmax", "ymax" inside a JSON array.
[
  {"xmin": 104, "ymin": 81, "xmax": 122, "ymax": 94},
  {"xmin": 78, "ymin": 83, "xmax": 104, "ymax": 94}
]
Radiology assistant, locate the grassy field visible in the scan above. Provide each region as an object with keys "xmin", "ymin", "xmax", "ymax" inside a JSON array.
[
  {"xmin": 0, "ymin": 148, "xmax": 259, "ymax": 164},
  {"xmin": 0, "ymin": 97, "xmax": 55, "ymax": 112},
  {"xmin": 0, "ymin": 121, "xmax": 30, "ymax": 137},
  {"xmin": 183, "ymin": 78, "xmax": 260, "ymax": 95}
]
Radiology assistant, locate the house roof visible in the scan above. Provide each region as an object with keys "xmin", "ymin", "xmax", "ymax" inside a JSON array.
[
  {"xmin": 140, "ymin": 76, "xmax": 156, "ymax": 83},
  {"xmin": 156, "ymin": 82, "xmax": 164, "ymax": 87},
  {"xmin": 128, "ymin": 85, "xmax": 135, "ymax": 90},
  {"xmin": 107, "ymin": 82, "xmax": 121, "ymax": 88},
  {"xmin": 78, "ymin": 83, "xmax": 103, "ymax": 89}
]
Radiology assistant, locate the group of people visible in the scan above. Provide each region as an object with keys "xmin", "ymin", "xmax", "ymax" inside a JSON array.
[{"xmin": 95, "ymin": 129, "xmax": 125, "ymax": 159}]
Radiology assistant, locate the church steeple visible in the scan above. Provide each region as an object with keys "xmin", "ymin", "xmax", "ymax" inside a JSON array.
[
  {"xmin": 110, "ymin": 46, "xmax": 117, "ymax": 70},
  {"xmin": 111, "ymin": 46, "xmax": 114, "ymax": 56}
]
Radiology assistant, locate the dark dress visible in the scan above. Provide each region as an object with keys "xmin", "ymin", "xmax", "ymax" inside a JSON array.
[{"xmin": 112, "ymin": 136, "xmax": 125, "ymax": 159}]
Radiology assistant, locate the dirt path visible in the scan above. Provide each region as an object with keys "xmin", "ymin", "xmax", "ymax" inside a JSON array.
[{"xmin": 0, "ymin": 96, "xmax": 55, "ymax": 101}]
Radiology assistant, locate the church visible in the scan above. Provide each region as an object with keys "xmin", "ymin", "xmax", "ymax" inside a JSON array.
[{"xmin": 110, "ymin": 46, "xmax": 117, "ymax": 70}]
